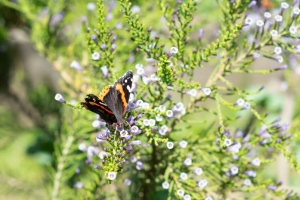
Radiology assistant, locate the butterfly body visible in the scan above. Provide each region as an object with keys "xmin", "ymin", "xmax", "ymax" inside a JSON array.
[{"xmin": 81, "ymin": 70, "xmax": 133, "ymax": 127}]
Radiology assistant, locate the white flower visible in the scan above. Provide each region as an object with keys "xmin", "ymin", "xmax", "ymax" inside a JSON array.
[
  {"xmin": 253, "ymin": 52, "xmax": 260, "ymax": 59},
  {"xmin": 142, "ymin": 76, "xmax": 149, "ymax": 84},
  {"xmin": 162, "ymin": 181, "xmax": 169, "ymax": 189},
  {"xmin": 99, "ymin": 151, "xmax": 107, "ymax": 159},
  {"xmin": 70, "ymin": 60, "xmax": 83, "ymax": 71},
  {"xmin": 180, "ymin": 172, "xmax": 188, "ymax": 180},
  {"xmin": 166, "ymin": 142, "xmax": 174, "ymax": 149},
  {"xmin": 55, "ymin": 93, "xmax": 65, "ymax": 103},
  {"xmin": 194, "ymin": 167, "xmax": 203, "ymax": 175},
  {"xmin": 92, "ymin": 52, "xmax": 100, "ymax": 60},
  {"xmin": 143, "ymin": 119, "xmax": 150, "ymax": 126},
  {"xmin": 198, "ymin": 179, "xmax": 208, "ymax": 189},
  {"xmin": 107, "ymin": 172, "xmax": 117, "ymax": 180},
  {"xmin": 136, "ymin": 161, "xmax": 143, "ymax": 170},
  {"xmin": 142, "ymin": 102, "xmax": 150, "ymax": 109},
  {"xmin": 201, "ymin": 88, "xmax": 211, "ymax": 96},
  {"xmin": 177, "ymin": 189, "xmax": 184, "ymax": 197},
  {"xmin": 159, "ymin": 125, "xmax": 168, "ymax": 136},
  {"xmin": 170, "ymin": 47, "xmax": 178, "ymax": 54},
  {"xmin": 204, "ymin": 197, "xmax": 213, "ymax": 200},
  {"xmin": 131, "ymin": 5, "xmax": 140, "ymax": 13},
  {"xmin": 243, "ymin": 179, "xmax": 252, "ymax": 186},
  {"xmin": 281, "ymin": 2, "xmax": 289, "ymax": 9},
  {"xmin": 224, "ymin": 138, "xmax": 232, "ymax": 147},
  {"xmin": 245, "ymin": 170, "xmax": 257, "ymax": 177},
  {"xmin": 293, "ymin": 7, "xmax": 300, "ymax": 15},
  {"xmin": 251, "ymin": 158, "xmax": 261, "ymax": 166},
  {"xmin": 256, "ymin": 20, "xmax": 264, "ymax": 27},
  {"xmin": 78, "ymin": 143, "xmax": 87, "ymax": 151},
  {"xmin": 87, "ymin": 2, "xmax": 96, "ymax": 11},
  {"xmin": 124, "ymin": 179, "xmax": 132, "ymax": 186},
  {"xmin": 135, "ymin": 63, "xmax": 143, "ymax": 69},
  {"xmin": 230, "ymin": 166, "xmax": 239, "ymax": 175},
  {"xmin": 159, "ymin": 105, "xmax": 166, "ymax": 112},
  {"xmin": 270, "ymin": 30, "xmax": 278, "ymax": 38},
  {"xmin": 274, "ymin": 47, "xmax": 282, "ymax": 55},
  {"xmin": 136, "ymin": 100, "xmax": 144, "ymax": 107},
  {"xmin": 120, "ymin": 130, "xmax": 128, "ymax": 137},
  {"xmin": 156, "ymin": 114, "xmax": 163, "ymax": 122},
  {"xmin": 243, "ymin": 102, "xmax": 251, "ymax": 110},
  {"xmin": 275, "ymin": 55, "xmax": 283, "ymax": 63},
  {"xmin": 179, "ymin": 140, "xmax": 188, "ymax": 148},
  {"xmin": 74, "ymin": 181, "xmax": 83, "ymax": 189},
  {"xmin": 289, "ymin": 26, "xmax": 297, "ymax": 34},
  {"xmin": 235, "ymin": 98, "xmax": 245, "ymax": 107},
  {"xmin": 183, "ymin": 194, "xmax": 191, "ymax": 200},
  {"xmin": 275, "ymin": 15, "xmax": 283, "ymax": 22},
  {"xmin": 264, "ymin": 12, "xmax": 272, "ymax": 19},
  {"xmin": 166, "ymin": 110, "xmax": 173, "ymax": 117},
  {"xmin": 186, "ymin": 89, "xmax": 197, "ymax": 97},
  {"xmin": 244, "ymin": 18, "xmax": 253, "ymax": 25},
  {"xmin": 136, "ymin": 67, "xmax": 145, "ymax": 75},
  {"xmin": 183, "ymin": 158, "xmax": 192, "ymax": 166},
  {"xmin": 149, "ymin": 119, "xmax": 155, "ymax": 126}
]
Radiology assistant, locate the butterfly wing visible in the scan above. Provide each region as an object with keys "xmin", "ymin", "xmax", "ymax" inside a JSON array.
[
  {"xmin": 102, "ymin": 71, "xmax": 133, "ymax": 123},
  {"xmin": 81, "ymin": 94, "xmax": 117, "ymax": 125}
]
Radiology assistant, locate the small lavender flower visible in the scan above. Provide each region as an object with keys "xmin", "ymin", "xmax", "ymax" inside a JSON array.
[
  {"xmin": 74, "ymin": 181, "xmax": 83, "ymax": 189},
  {"xmin": 96, "ymin": 130, "xmax": 109, "ymax": 140},
  {"xmin": 198, "ymin": 29, "xmax": 204, "ymax": 39},
  {"xmin": 201, "ymin": 88, "xmax": 212, "ymax": 96},
  {"xmin": 183, "ymin": 158, "xmax": 192, "ymax": 166},
  {"xmin": 159, "ymin": 125, "xmax": 168, "ymax": 135},
  {"xmin": 130, "ymin": 126, "xmax": 140, "ymax": 135},
  {"xmin": 281, "ymin": 2, "xmax": 289, "ymax": 10},
  {"xmin": 243, "ymin": 179, "xmax": 252, "ymax": 186},
  {"xmin": 180, "ymin": 172, "xmax": 188, "ymax": 180},
  {"xmin": 253, "ymin": 52, "xmax": 260, "ymax": 59},
  {"xmin": 267, "ymin": 185, "xmax": 277, "ymax": 191},
  {"xmin": 142, "ymin": 102, "xmax": 150, "ymax": 109},
  {"xmin": 92, "ymin": 52, "xmax": 101, "ymax": 60},
  {"xmin": 101, "ymin": 66, "xmax": 108, "ymax": 77},
  {"xmin": 198, "ymin": 179, "xmax": 208, "ymax": 189},
  {"xmin": 264, "ymin": 12, "xmax": 272, "ymax": 20},
  {"xmin": 87, "ymin": 146, "xmax": 99, "ymax": 157},
  {"xmin": 242, "ymin": 102, "xmax": 251, "ymax": 110},
  {"xmin": 205, "ymin": 196, "xmax": 213, "ymax": 200},
  {"xmin": 166, "ymin": 142, "xmax": 174, "ymax": 149},
  {"xmin": 186, "ymin": 89, "xmax": 197, "ymax": 97},
  {"xmin": 136, "ymin": 99, "xmax": 144, "ymax": 107},
  {"xmin": 130, "ymin": 140, "xmax": 142, "ymax": 146},
  {"xmin": 250, "ymin": 158, "xmax": 261, "ymax": 166},
  {"xmin": 55, "ymin": 93, "xmax": 66, "ymax": 103},
  {"xmin": 245, "ymin": 170, "xmax": 257, "ymax": 177},
  {"xmin": 244, "ymin": 17, "xmax": 253, "ymax": 26},
  {"xmin": 227, "ymin": 142, "xmax": 241, "ymax": 153},
  {"xmin": 111, "ymin": 44, "xmax": 117, "ymax": 52},
  {"xmin": 136, "ymin": 161, "xmax": 143, "ymax": 170},
  {"xmin": 131, "ymin": 5, "xmax": 141, "ymax": 13},
  {"xmin": 101, "ymin": 44, "xmax": 107, "ymax": 50},
  {"xmin": 70, "ymin": 60, "xmax": 83, "ymax": 71},
  {"xmin": 194, "ymin": 167, "xmax": 203, "ymax": 175},
  {"xmin": 136, "ymin": 67, "xmax": 145, "ymax": 76},
  {"xmin": 124, "ymin": 178, "xmax": 132, "ymax": 186},
  {"xmin": 162, "ymin": 181, "xmax": 169, "ymax": 189},
  {"xmin": 177, "ymin": 189, "xmax": 184, "ymax": 197},
  {"xmin": 107, "ymin": 172, "xmax": 117, "ymax": 180},
  {"xmin": 293, "ymin": 7, "xmax": 300, "ymax": 16},
  {"xmin": 275, "ymin": 55, "xmax": 284, "ymax": 63},
  {"xmin": 248, "ymin": 0, "xmax": 256, "ymax": 8},
  {"xmin": 179, "ymin": 140, "xmax": 188, "ymax": 148}
]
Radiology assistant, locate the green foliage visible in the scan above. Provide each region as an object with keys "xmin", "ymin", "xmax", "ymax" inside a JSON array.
[{"xmin": 1, "ymin": 0, "xmax": 300, "ymax": 199}]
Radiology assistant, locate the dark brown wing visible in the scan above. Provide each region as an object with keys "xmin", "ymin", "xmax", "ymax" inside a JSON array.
[
  {"xmin": 81, "ymin": 94, "xmax": 117, "ymax": 125},
  {"xmin": 102, "ymin": 71, "xmax": 133, "ymax": 123}
]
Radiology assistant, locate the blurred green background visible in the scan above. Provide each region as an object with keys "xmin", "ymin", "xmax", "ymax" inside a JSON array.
[{"xmin": 0, "ymin": 0, "xmax": 300, "ymax": 199}]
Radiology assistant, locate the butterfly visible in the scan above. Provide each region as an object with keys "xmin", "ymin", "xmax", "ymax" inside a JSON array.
[{"xmin": 81, "ymin": 70, "xmax": 133, "ymax": 127}]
